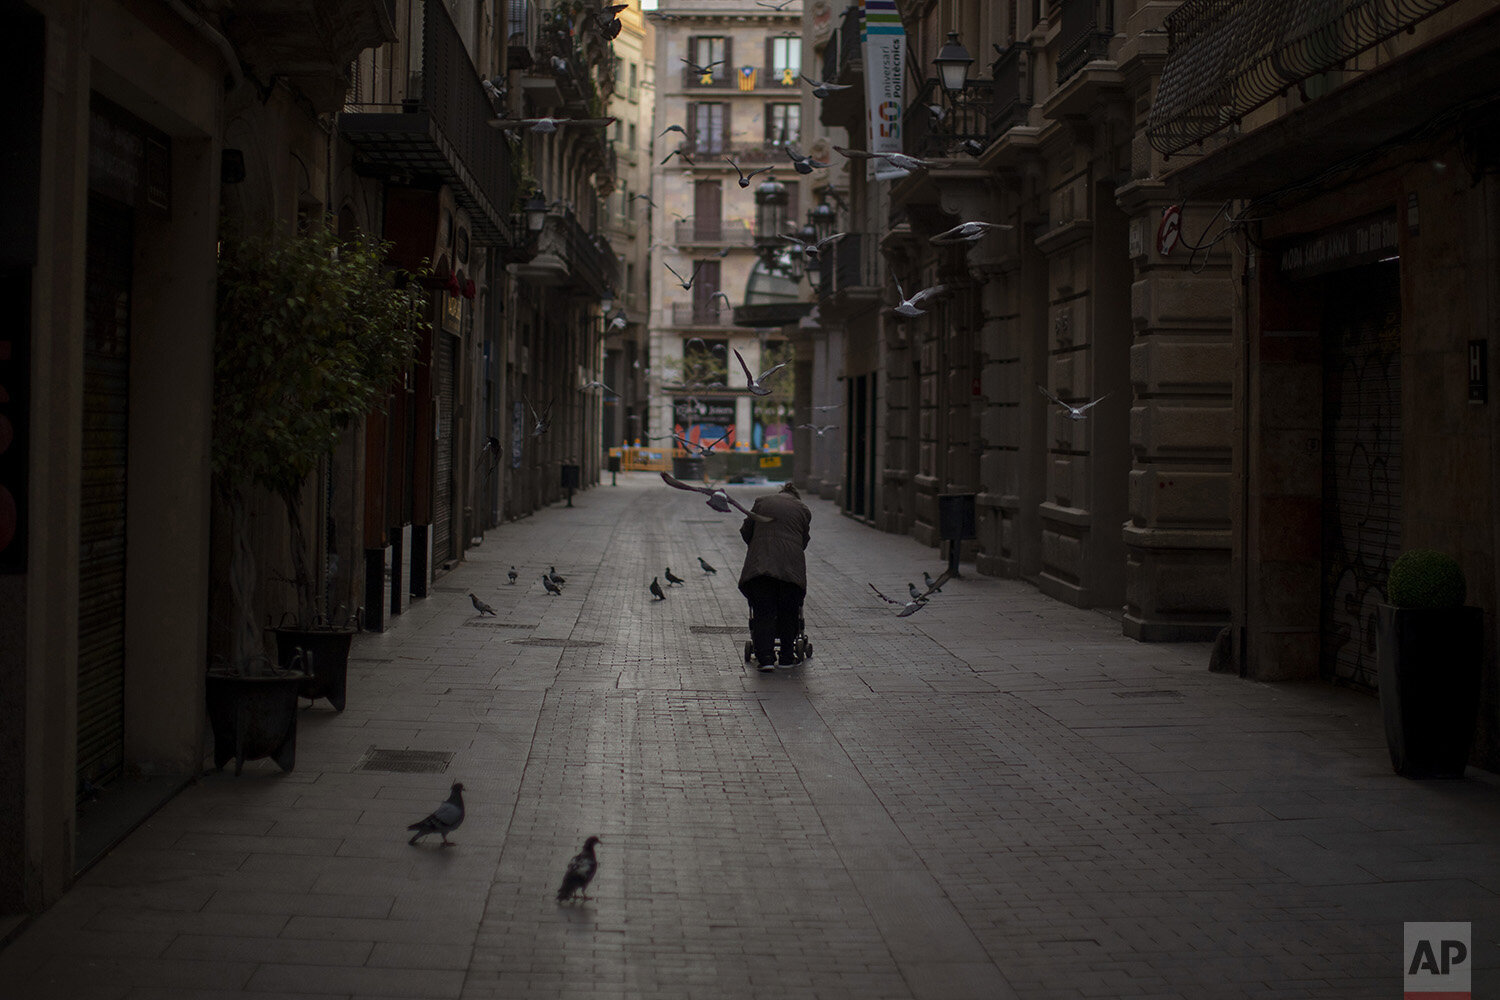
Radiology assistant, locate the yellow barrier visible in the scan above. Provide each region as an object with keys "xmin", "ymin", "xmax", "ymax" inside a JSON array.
[{"xmin": 611, "ymin": 446, "xmax": 672, "ymax": 472}]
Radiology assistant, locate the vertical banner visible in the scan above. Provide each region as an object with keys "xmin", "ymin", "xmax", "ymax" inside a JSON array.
[{"xmin": 861, "ymin": 0, "xmax": 906, "ymax": 181}]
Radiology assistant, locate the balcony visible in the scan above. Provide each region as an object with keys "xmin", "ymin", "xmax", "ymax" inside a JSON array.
[
  {"xmin": 673, "ymin": 218, "xmax": 753, "ymax": 247},
  {"xmin": 512, "ymin": 204, "xmax": 619, "ymax": 297},
  {"xmin": 222, "ymin": 0, "xmax": 396, "ymax": 111},
  {"xmin": 904, "ymin": 78, "xmax": 994, "ymax": 159},
  {"xmin": 670, "ymin": 302, "xmax": 738, "ymax": 327},
  {"xmin": 1057, "ymin": 0, "xmax": 1115, "ymax": 85},
  {"xmin": 814, "ymin": 232, "xmax": 882, "ymax": 321},
  {"xmin": 989, "ymin": 42, "xmax": 1032, "ymax": 141},
  {"xmin": 339, "ymin": 0, "xmax": 516, "ymax": 246},
  {"xmin": 682, "ymin": 65, "xmax": 735, "ymax": 89}
]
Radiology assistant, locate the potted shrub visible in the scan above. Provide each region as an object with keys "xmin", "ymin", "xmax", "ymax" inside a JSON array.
[
  {"xmin": 1376, "ymin": 549, "xmax": 1484, "ymax": 778},
  {"xmin": 209, "ymin": 224, "xmax": 427, "ymax": 768}
]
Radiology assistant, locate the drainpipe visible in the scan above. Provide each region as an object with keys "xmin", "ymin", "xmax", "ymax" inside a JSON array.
[{"xmin": 160, "ymin": 0, "xmax": 247, "ymax": 96}]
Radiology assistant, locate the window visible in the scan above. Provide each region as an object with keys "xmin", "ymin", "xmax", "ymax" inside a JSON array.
[
  {"xmin": 628, "ymin": 122, "xmax": 637, "ymax": 150},
  {"xmin": 688, "ymin": 35, "xmax": 730, "ymax": 85},
  {"xmin": 770, "ymin": 36, "xmax": 801, "ymax": 86},
  {"xmin": 766, "ymin": 103, "xmax": 800, "ymax": 147},
  {"xmin": 689, "ymin": 102, "xmax": 728, "ymax": 154},
  {"xmin": 629, "ymin": 62, "xmax": 638, "ymax": 94}
]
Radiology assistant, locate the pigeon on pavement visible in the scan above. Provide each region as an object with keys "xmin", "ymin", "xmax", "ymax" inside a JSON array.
[
  {"xmin": 543, "ymin": 575, "xmax": 563, "ymax": 596},
  {"xmin": 908, "ymin": 582, "xmax": 925, "ymax": 601},
  {"xmin": 923, "ymin": 570, "xmax": 947, "ymax": 594},
  {"xmin": 556, "ymin": 836, "xmax": 602, "ymax": 902},
  {"xmin": 869, "ymin": 583, "xmax": 927, "ymax": 618},
  {"xmin": 507, "ymin": 566, "xmax": 518, "ymax": 585},
  {"xmin": 650, "ymin": 577, "xmax": 666, "ymax": 601},
  {"xmin": 469, "ymin": 593, "xmax": 497, "ymax": 616},
  {"xmin": 407, "ymin": 782, "xmax": 465, "ymax": 846},
  {"xmin": 664, "ymin": 568, "xmax": 685, "ymax": 586},
  {"xmin": 698, "ymin": 557, "xmax": 717, "ymax": 574},
  {"xmin": 548, "ymin": 567, "xmax": 567, "ymax": 584}
]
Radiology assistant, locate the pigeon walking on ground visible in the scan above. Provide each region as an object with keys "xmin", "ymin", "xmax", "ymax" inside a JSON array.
[
  {"xmin": 908, "ymin": 582, "xmax": 925, "ymax": 602},
  {"xmin": 556, "ymin": 836, "xmax": 602, "ymax": 902},
  {"xmin": 923, "ymin": 570, "xmax": 946, "ymax": 594},
  {"xmin": 407, "ymin": 783, "xmax": 465, "ymax": 846},
  {"xmin": 469, "ymin": 593, "xmax": 497, "ymax": 616},
  {"xmin": 543, "ymin": 575, "xmax": 563, "ymax": 596},
  {"xmin": 698, "ymin": 557, "xmax": 717, "ymax": 574},
  {"xmin": 650, "ymin": 577, "xmax": 666, "ymax": 601},
  {"xmin": 507, "ymin": 566, "xmax": 518, "ymax": 585},
  {"xmin": 548, "ymin": 567, "xmax": 567, "ymax": 585},
  {"xmin": 869, "ymin": 583, "xmax": 928, "ymax": 618},
  {"xmin": 664, "ymin": 568, "xmax": 685, "ymax": 586}
]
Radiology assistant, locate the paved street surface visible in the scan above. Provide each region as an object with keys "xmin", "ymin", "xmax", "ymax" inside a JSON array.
[{"xmin": 3, "ymin": 472, "xmax": 1499, "ymax": 999}]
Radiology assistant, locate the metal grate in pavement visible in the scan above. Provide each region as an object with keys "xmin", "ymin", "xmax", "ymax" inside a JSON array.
[
  {"xmin": 509, "ymin": 638, "xmax": 603, "ymax": 648},
  {"xmin": 690, "ymin": 625, "xmax": 748, "ymax": 634},
  {"xmin": 354, "ymin": 747, "xmax": 455, "ymax": 774}
]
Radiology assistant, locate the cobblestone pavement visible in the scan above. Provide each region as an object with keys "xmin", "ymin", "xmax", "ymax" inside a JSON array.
[{"xmin": 4, "ymin": 472, "xmax": 1499, "ymax": 999}]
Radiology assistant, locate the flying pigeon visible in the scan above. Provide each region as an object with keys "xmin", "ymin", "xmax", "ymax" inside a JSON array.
[
  {"xmin": 407, "ymin": 782, "xmax": 465, "ymax": 846},
  {"xmin": 797, "ymin": 423, "xmax": 839, "ymax": 436},
  {"xmin": 661, "ymin": 148, "xmax": 694, "ymax": 166},
  {"xmin": 800, "ymin": 73, "xmax": 853, "ymax": 99},
  {"xmin": 930, "ymin": 221, "xmax": 1014, "ymax": 245},
  {"xmin": 779, "ymin": 230, "xmax": 846, "ymax": 264},
  {"xmin": 1037, "ymin": 383, "xmax": 1111, "ymax": 421},
  {"xmin": 733, "ymin": 348, "xmax": 788, "ymax": 396},
  {"xmin": 711, "ymin": 290, "xmax": 733, "ymax": 312},
  {"xmin": 832, "ymin": 145, "xmax": 934, "ymax": 174},
  {"xmin": 557, "ymin": 836, "xmax": 602, "ymax": 902},
  {"xmin": 526, "ymin": 397, "xmax": 554, "ymax": 436},
  {"xmin": 893, "ymin": 277, "xmax": 947, "ymax": 317},
  {"xmin": 680, "ymin": 56, "xmax": 725, "ymax": 77},
  {"xmin": 698, "ymin": 557, "xmax": 717, "ymax": 574},
  {"xmin": 489, "ymin": 116, "xmax": 616, "ymax": 134},
  {"xmin": 756, "ymin": 0, "xmax": 796, "ymax": 8},
  {"xmin": 813, "ymin": 404, "xmax": 840, "ymax": 412},
  {"xmin": 507, "ymin": 566, "xmax": 518, "ymax": 585},
  {"xmin": 725, "ymin": 156, "xmax": 774, "ymax": 188},
  {"xmin": 650, "ymin": 577, "xmax": 666, "ymax": 600},
  {"xmin": 631, "ymin": 193, "xmax": 658, "ymax": 210},
  {"xmin": 664, "ymin": 568, "xmax": 685, "ymax": 586},
  {"xmin": 785, "ymin": 145, "xmax": 830, "ymax": 174},
  {"xmin": 481, "ymin": 78, "xmax": 505, "ymax": 106},
  {"xmin": 543, "ymin": 575, "xmax": 563, "ymax": 596},
  {"xmin": 549, "ymin": 567, "xmax": 566, "ymax": 584},
  {"xmin": 660, "ymin": 471, "xmax": 772, "ymax": 522},
  {"xmin": 659, "ymin": 124, "xmax": 687, "ymax": 137},
  {"xmin": 869, "ymin": 583, "xmax": 927, "ymax": 618},
  {"xmin": 664, "ymin": 260, "xmax": 705, "ymax": 290},
  {"xmin": 581, "ymin": 379, "xmax": 616, "ymax": 393},
  {"xmin": 469, "ymin": 593, "xmax": 497, "ymax": 616}
]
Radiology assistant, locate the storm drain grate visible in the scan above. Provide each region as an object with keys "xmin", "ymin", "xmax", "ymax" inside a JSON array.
[
  {"xmin": 690, "ymin": 625, "xmax": 749, "ymax": 635},
  {"xmin": 1113, "ymin": 689, "xmax": 1184, "ymax": 699},
  {"xmin": 461, "ymin": 620, "xmax": 535, "ymax": 629},
  {"xmin": 510, "ymin": 637, "xmax": 603, "ymax": 648},
  {"xmin": 354, "ymin": 747, "xmax": 455, "ymax": 774}
]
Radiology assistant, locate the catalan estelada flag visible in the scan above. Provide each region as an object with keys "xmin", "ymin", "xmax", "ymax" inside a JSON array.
[{"xmin": 738, "ymin": 66, "xmax": 756, "ymax": 91}]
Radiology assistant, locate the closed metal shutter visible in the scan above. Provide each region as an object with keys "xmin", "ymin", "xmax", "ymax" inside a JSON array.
[
  {"xmin": 432, "ymin": 331, "xmax": 455, "ymax": 567},
  {"xmin": 79, "ymin": 195, "xmax": 132, "ymax": 793},
  {"xmin": 1321, "ymin": 262, "xmax": 1401, "ymax": 689}
]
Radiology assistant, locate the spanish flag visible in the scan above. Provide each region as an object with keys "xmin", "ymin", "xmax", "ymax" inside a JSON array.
[{"xmin": 738, "ymin": 66, "xmax": 756, "ymax": 91}]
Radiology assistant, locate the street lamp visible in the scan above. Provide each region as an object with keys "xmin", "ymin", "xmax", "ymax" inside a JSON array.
[
  {"xmin": 753, "ymin": 177, "xmax": 789, "ymax": 257},
  {"xmin": 809, "ymin": 201, "xmax": 837, "ymax": 243},
  {"xmin": 934, "ymin": 31, "xmax": 974, "ymax": 96},
  {"xmin": 523, "ymin": 192, "xmax": 548, "ymax": 233}
]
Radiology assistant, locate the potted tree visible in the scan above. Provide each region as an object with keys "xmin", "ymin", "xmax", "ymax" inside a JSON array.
[
  {"xmin": 1376, "ymin": 549, "xmax": 1485, "ymax": 778},
  {"xmin": 208, "ymin": 224, "xmax": 427, "ymax": 770}
]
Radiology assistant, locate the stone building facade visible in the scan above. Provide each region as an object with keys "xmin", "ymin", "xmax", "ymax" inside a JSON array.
[{"xmin": 812, "ymin": 0, "xmax": 1234, "ymax": 640}]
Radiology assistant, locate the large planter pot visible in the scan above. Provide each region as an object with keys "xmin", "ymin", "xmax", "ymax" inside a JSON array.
[
  {"xmin": 271, "ymin": 626, "xmax": 354, "ymax": 712},
  {"xmin": 1376, "ymin": 603, "xmax": 1484, "ymax": 778},
  {"xmin": 204, "ymin": 670, "xmax": 304, "ymax": 776}
]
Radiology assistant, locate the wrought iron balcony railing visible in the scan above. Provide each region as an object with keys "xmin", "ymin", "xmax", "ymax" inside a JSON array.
[
  {"xmin": 339, "ymin": 0, "xmax": 516, "ymax": 245},
  {"xmin": 1146, "ymin": 0, "xmax": 1462, "ymax": 157},
  {"xmin": 671, "ymin": 301, "xmax": 737, "ymax": 326},
  {"xmin": 989, "ymin": 42, "xmax": 1032, "ymax": 140},
  {"xmin": 904, "ymin": 78, "xmax": 994, "ymax": 159},
  {"xmin": 1057, "ymin": 0, "xmax": 1115, "ymax": 85},
  {"xmin": 536, "ymin": 204, "xmax": 619, "ymax": 297},
  {"xmin": 673, "ymin": 219, "xmax": 753, "ymax": 246}
]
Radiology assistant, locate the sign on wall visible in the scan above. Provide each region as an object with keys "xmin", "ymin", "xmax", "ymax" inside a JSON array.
[{"xmin": 861, "ymin": 0, "xmax": 905, "ymax": 182}]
